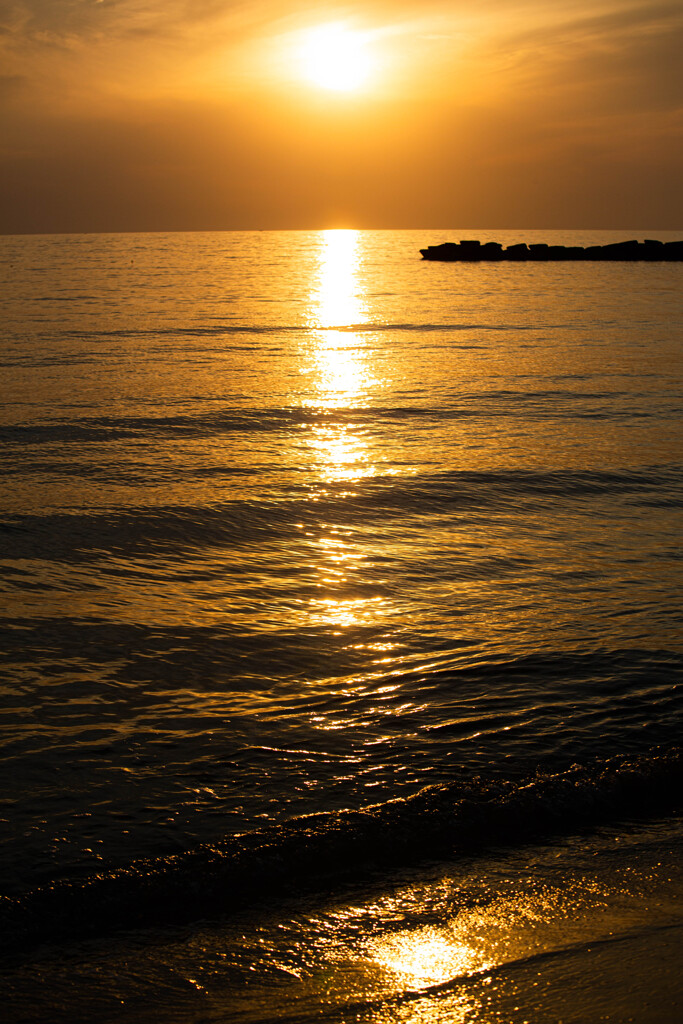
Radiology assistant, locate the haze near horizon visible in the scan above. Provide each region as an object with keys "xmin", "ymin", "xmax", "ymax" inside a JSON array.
[{"xmin": 1, "ymin": 0, "xmax": 681, "ymax": 233}]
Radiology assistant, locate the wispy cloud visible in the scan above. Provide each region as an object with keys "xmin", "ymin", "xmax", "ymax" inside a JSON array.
[
  {"xmin": 480, "ymin": 1, "xmax": 683, "ymax": 114},
  {"xmin": 0, "ymin": 1, "xmax": 680, "ymax": 231}
]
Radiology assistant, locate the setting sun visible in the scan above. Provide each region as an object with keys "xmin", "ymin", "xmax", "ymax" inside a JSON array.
[{"xmin": 299, "ymin": 24, "xmax": 372, "ymax": 92}]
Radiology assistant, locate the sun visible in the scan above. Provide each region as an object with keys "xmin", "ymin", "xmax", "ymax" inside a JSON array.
[{"xmin": 299, "ymin": 24, "xmax": 372, "ymax": 92}]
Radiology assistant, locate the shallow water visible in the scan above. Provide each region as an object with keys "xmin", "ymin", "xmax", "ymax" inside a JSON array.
[
  {"xmin": 0, "ymin": 228, "xmax": 682, "ymax": 1017},
  {"xmin": 5, "ymin": 817, "xmax": 683, "ymax": 1023}
]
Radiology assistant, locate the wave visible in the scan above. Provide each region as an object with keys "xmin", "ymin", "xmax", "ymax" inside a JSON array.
[
  {"xmin": 2, "ymin": 747, "xmax": 681, "ymax": 958},
  {"xmin": 2, "ymin": 392, "xmax": 680, "ymax": 445},
  {"xmin": 277, "ymin": 921, "xmax": 683, "ymax": 1024},
  {"xmin": 58, "ymin": 322, "xmax": 545, "ymax": 339},
  {"xmin": 1, "ymin": 464, "xmax": 680, "ymax": 561}
]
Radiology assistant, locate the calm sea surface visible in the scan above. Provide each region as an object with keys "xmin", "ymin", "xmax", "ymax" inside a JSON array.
[{"xmin": 1, "ymin": 229, "xmax": 682, "ymax": 1021}]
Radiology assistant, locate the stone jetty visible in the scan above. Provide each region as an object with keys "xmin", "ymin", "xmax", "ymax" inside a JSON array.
[{"xmin": 420, "ymin": 239, "xmax": 683, "ymax": 261}]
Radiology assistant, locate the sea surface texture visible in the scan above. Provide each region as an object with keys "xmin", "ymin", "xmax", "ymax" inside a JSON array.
[{"xmin": 0, "ymin": 229, "xmax": 682, "ymax": 1021}]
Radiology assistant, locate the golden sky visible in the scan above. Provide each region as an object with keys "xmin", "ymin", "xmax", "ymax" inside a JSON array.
[{"xmin": 1, "ymin": 0, "xmax": 681, "ymax": 232}]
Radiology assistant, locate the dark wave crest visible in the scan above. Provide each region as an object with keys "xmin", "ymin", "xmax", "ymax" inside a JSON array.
[
  {"xmin": 2, "ymin": 747, "xmax": 681, "ymax": 959},
  {"xmin": 2, "ymin": 464, "xmax": 680, "ymax": 561}
]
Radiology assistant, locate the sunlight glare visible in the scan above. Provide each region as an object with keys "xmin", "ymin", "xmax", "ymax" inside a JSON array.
[
  {"xmin": 367, "ymin": 926, "xmax": 492, "ymax": 988},
  {"xmin": 317, "ymin": 229, "xmax": 364, "ymax": 329},
  {"xmin": 305, "ymin": 229, "xmax": 375, "ymax": 415},
  {"xmin": 299, "ymin": 24, "xmax": 372, "ymax": 92}
]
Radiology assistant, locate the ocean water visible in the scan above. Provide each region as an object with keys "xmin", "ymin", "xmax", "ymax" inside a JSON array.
[{"xmin": 0, "ymin": 228, "xmax": 682, "ymax": 1022}]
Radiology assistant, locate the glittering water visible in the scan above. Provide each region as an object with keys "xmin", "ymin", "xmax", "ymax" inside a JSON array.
[{"xmin": 1, "ymin": 229, "xmax": 682, "ymax": 1020}]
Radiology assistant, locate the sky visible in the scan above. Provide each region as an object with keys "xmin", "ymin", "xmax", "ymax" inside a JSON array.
[{"xmin": 0, "ymin": 0, "xmax": 681, "ymax": 232}]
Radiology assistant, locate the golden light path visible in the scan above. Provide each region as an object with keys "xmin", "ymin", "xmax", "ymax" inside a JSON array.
[
  {"xmin": 306, "ymin": 228, "xmax": 374, "ymax": 465},
  {"xmin": 367, "ymin": 924, "xmax": 491, "ymax": 986},
  {"xmin": 304, "ymin": 229, "xmax": 384, "ymax": 638}
]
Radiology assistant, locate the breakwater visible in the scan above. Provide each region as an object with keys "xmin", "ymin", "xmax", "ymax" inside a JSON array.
[{"xmin": 421, "ymin": 238, "xmax": 683, "ymax": 261}]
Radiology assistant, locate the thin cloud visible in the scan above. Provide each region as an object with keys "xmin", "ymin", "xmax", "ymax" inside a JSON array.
[{"xmin": 490, "ymin": 0, "xmax": 683, "ymax": 112}]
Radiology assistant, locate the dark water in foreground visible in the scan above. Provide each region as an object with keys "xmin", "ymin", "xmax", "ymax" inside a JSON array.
[{"xmin": 0, "ymin": 229, "xmax": 682, "ymax": 1021}]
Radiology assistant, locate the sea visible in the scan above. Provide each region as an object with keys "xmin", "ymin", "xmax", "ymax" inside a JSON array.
[{"xmin": 0, "ymin": 228, "xmax": 682, "ymax": 1023}]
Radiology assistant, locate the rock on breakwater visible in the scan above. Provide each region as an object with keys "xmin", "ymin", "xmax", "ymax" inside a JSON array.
[{"xmin": 420, "ymin": 238, "xmax": 683, "ymax": 261}]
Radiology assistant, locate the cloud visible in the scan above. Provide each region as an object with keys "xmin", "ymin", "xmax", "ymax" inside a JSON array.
[
  {"xmin": 0, "ymin": 1, "xmax": 273, "ymax": 44},
  {"xmin": 488, "ymin": 1, "xmax": 683, "ymax": 114},
  {"xmin": 0, "ymin": 1, "xmax": 680, "ymax": 230},
  {"xmin": 3, "ymin": 2, "xmax": 681, "ymax": 116},
  {"xmin": 0, "ymin": 72, "xmax": 25, "ymax": 94}
]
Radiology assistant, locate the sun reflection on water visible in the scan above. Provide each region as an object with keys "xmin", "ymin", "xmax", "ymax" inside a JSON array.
[
  {"xmin": 367, "ymin": 925, "xmax": 492, "ymax": 988},
  {"xmin": 315, "ymin": 228, "xmax": 364, "ymax": 330},
  {"xmin": 308, "ymin": 421, "xmax": 373, "ymax": 482},
  {"xmin": 316, "ymin": 596, "xmax": 386, "ymax": 629},
  {"xmin": 305, "ymin": 228, "xmax": 377, "ymax": 417},
  {"xmin": 303, "ymin": 230, "xmax": 390, "ymax": 640},
  {"xmin": 304, "ymin": 230, "xmax": 377, "ymax": 482}
]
